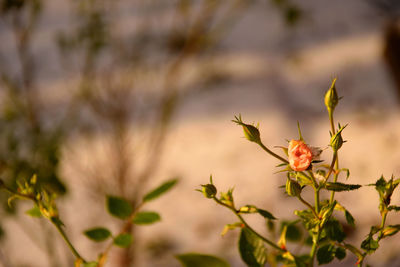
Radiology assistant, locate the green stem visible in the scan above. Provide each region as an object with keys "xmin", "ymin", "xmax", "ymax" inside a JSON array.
[
  {"xmin": 308, "ymin": 171, "xmax": 320, "ymax": 213},
  {"xmin": 329, "ymin": 155, "xmax": 339, "ymax": 204},
  {"xmin": 378, "ymin": 210, "xmax": 388, "ymax": 240},
  {"xmin": 308, "ymin": 170, "xmax": 322, "ymax": 267},
  {"xmin": 327, "ymin": 111, "xmax": 339, "ymax": 204},
  {"xmin": 329, "ymin": 112, "xmax": 335, "ymax": 136},
  {"xmin": 309, "ymin": 228, "xmax": 321, "ymax": 267},
  {"xmin": 53, "ymin": 220, "xmax": 86, "ymax": 263},
  {"xmin": 324, "ymin": 152, "xmax": 337, "ymax": 181},
  {"xmin": 213, "ymin": 197, "xmax": 285, "ymax": 252},
  {"xmin": 258, "ymin": 142, "xmax": 289, "ymax": 164}
]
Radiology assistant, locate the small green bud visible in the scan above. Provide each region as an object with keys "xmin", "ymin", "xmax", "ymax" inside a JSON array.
[
  {"xmin": 286, "ymin": 178, "xmax": 302, "ymax": 197},
  {"xmin": 232, "ymin": 115, "xmax": 261, "ymax": 143},
  {"xmin": 242, "ymin": 124, "xmax": 260, "ymax": 143},
  {"xmin": 324, "ymin": 78, "xmax": 339, "ymax": 112},
  {"xmin": 201, "ymin": 184, "xmax": 217, "ymax": 199},
  {"xmin": 330, "ymin": 124, "xmax": 347, "ymax": 152}
]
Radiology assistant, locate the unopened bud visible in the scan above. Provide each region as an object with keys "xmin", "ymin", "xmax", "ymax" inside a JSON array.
[
  {"xmin": 233, "ymin": 115, "xmax": 261, "ymax": 143},
  {"xmin": 201, "ymin": 184, "xmax": 217, "ymax": 199},
  {"xmin": 242, "ymin": 124, "xmax": 260, "ymax": 143},
  {"xmin": 330, "ymin": 125, "xmax": 347, "ymax": 152},
  {"xmin": 324, "ymin": 78, "xmax": 339, "ymax": 112},
  {"xmin": 286, "ymin": 178, "xmax": 302, "ymax": 197}
]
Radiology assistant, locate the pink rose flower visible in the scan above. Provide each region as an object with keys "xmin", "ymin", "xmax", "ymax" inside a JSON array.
[{"xmin": 288, "ymin": 140, "xmax": 312, "ymax": 171}]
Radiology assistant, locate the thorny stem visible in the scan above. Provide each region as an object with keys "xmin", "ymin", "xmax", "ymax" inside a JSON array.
[
  {"xmin": 212, "ymin": 197, "xmax": 285, "ymax": 252},
  {"xmin": 258, "ymin": 141, "xmax": 289, "ymax": 164}
]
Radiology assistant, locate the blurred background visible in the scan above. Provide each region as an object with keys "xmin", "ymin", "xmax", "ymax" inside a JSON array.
[{"xmin": 0, "ymin": 0, "xmax": 400, "ymax": 266}]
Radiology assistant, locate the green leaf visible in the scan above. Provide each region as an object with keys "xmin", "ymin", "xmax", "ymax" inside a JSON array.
[
  {"xmin": 26, "ymin": 205, "xmax": 42, "ymax": 218},
  {"xmin": 113, "ymin": 233, "xmax": 133, "ymax": 248},
  {"xmin": 281, "ymin": 221, "xmax": 302, "ymax": 242},
  {"xmin": 340, "ymin": 168, "xmax": 350, "ymax": 180},
  {"xmin": 324, "ymin": 182, "xmax": 361, "ymax": 192},
  {"xmin": 239, "ymin": 205, "xmax": 276, "ymax": 220},
  {"xmin": 221, "ymin": 222, "xmax": 243, "ymax": 236},
  {"xmin": 373, "ymin": 176, "xmax": 387, "ymax": 194},
  {"xmin": 106, "ymin": 195, "xmax": 132, "ymax": 219},
  {"xmin": 361, "ymin": 233, "xmax": 379, "ymax": 254},
  {"xmin": 143, "ymin": 178, "xmax": 178, "ymax": 202},
  {"xmin": 345, "ymin": 210, "xmax": 355, "ymax": 227},
  {"xmin": 388, "ymin": 205, "xmax": 400, "ymax": 211},
  {"xmin": 382, "ymin": 224, "xmax": 400, "ymax": 238},
  {"xmin": 84, "ymin": 227, "xmax": 111, "ymax": 242},
  {"xmin": 317, "ymin": 244, "xmax": 335, "ymax": 265},
  {"xmin": 295, "ymin": 210, "xmax": 319, "ymax": 231},
  {"xmin": 325, "ymin": 219, "xmax": 345, "ymax": 242},
  {"xmin": 294, "ymin": 255, "xmax": 309, "ymax": 267},
  {"xmin": 239, "ymin": 205, "xmax": 258, "ymax": 213},
  {"xmin": 335, "ymin": 247, "xmax": 346, "ymax": 260},
  {"xmin": 257, "ymin": 208, "xmax": 277, "ymax": 220},
  {"xmin": 335, "ymin": 203, "xmax": 355, "ymax": 227},
  {"xmin": 132, "ymin": 211, "xmax": 161, "ymax": 225},
  {"xmin": 239, "ymin": 228, "xmax": 267, "ymax": 267},
  {"xmin": 294, "ymin": 172, "xmax": 313, "ymax": 186},
  {"xmin": 176, "ymin": 253, "xmax": 230, "ymax": 267}
]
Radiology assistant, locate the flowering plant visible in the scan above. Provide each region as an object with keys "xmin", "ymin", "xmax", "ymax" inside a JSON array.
[{"xmin": 187, "ymin": 79, "xmax": 400, "ymax": 267}]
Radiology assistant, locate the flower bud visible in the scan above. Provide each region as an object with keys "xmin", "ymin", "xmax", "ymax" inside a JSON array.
[
  {"xmin": 330, "ymin": 124, "xmax": 347, "ymax": 152},
  {"xmin": 286, "ymin": 178, "xmax": 302, "ymax": 197},
  {"xmin": 288, "ymin": 140, "xmax": 312, "ymax": 171},
  {"xmin": 242, "ymin": 124, "xmax": 260, "ymax": 143},
  {"xmin": 233, "ymin": 115, "xmax": 261, "ymax": 143},
  {"xmin": 324, "ymin": 78, "xmax": 339, "ymax": 112},
  {"xmin": 201, "ymin": 184, "xmax": 217, "ymax": 199}
]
